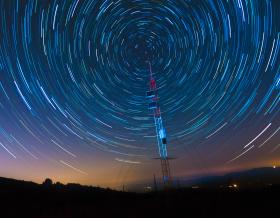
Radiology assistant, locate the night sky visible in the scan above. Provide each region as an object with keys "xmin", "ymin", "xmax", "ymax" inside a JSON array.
[{"xmin": 0, "ymin": 0, "xmax": 279, "ymax": 189}]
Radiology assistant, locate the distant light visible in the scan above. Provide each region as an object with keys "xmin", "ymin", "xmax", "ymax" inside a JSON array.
[
  {"xmin": 273, "ymin": 165, "xmax": 276, "ymax": 169},
  {"xmin": 233, "ymin": 184, "xmax": 238, "ymax": 188}
]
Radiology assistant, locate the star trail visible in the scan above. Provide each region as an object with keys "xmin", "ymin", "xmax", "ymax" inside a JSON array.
[{"xmin": 0, "ymin": 0, "xmax": 279, "ymax": 188}]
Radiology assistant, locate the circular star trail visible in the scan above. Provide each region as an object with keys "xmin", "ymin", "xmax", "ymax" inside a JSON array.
[{"xmin": 0, "ymin": 0, "xmax": 279, "ymax": 172}]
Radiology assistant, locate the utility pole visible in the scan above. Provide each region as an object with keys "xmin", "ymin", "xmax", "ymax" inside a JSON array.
[{"xmin": 153, "ymin": 174, "xmax": 158, "ymax": 191}]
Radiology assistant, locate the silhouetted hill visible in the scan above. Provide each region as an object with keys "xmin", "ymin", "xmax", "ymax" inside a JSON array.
[
  {"xmin": 183, "ymin": 167, "xmax": 280, "ymax": 188},
  {"xmin": 0, "ymin": 168, "xmax": 279, "ymax": 218},
  {"xmin": 128, "ymin": 166, "xmax": 280, "ymax": 191}
]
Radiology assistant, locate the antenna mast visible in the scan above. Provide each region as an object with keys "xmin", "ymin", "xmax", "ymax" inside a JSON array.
[{"xmin": 146, "ymin": 62, "xmax": 172, "ymax": 186}]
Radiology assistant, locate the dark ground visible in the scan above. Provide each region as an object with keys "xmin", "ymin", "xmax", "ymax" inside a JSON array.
[{"xmin": 0, "ymin": 176, "xmax": 279, "ymax": 218}]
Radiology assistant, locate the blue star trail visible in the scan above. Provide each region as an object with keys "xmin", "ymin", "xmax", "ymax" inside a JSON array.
[{"xmin": 0, "ymin": 0, "xmax": 279, "ymax": 181}]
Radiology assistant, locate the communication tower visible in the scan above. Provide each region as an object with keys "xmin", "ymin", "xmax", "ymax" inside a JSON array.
[{"xmin": 146, "ymin": 62, "xmax": 172, "ymax": 186}]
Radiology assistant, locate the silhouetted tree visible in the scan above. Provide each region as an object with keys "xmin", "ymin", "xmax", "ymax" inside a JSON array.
[
  {"xmin": 55, "ymin": 181, "xmax": 63, "ymax": 186},
  {"xmin": 42, "ymin": 178, "xmax": 53, "ymax": 186}
]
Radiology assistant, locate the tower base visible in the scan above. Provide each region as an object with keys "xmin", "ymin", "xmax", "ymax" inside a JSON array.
[{"xmin": 160, "ymin": 158, "xmax": 172, "ymax": 186}]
